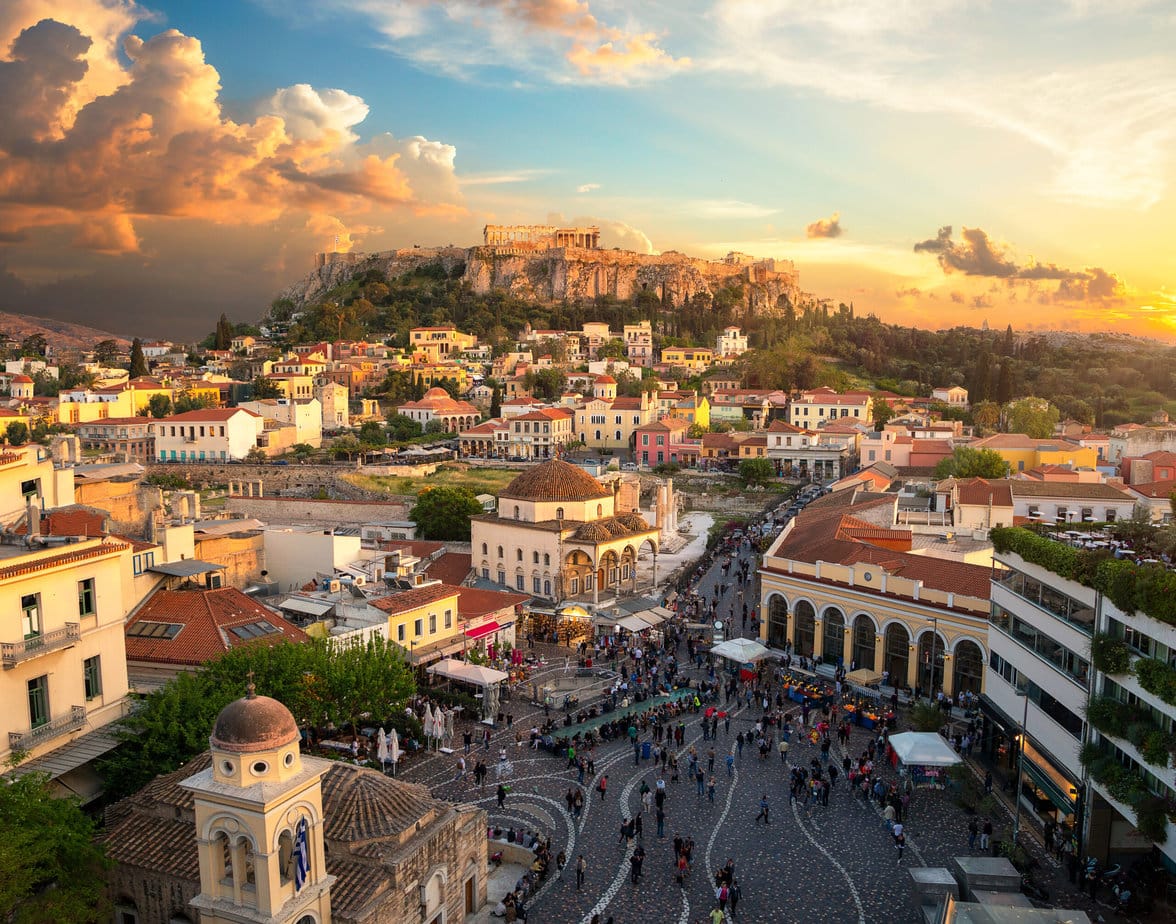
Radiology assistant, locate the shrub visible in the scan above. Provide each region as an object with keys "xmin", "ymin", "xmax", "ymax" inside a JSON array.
[
  {"xmin": 1141, "ymin": 731, "xmax": 1175, "ymax": 769},
  {"xmin": 1090, "ymin": 632, "xmax": 1131, "ymax": 674},
  {"xmin": 910, "ymin": 701, "xmax": 944, "ymax": 732},
  {"xmin": 1134, "ymin": 658, "xmax": 1176, "ymax": 706}
]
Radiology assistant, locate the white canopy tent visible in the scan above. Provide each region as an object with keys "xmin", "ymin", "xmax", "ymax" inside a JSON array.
[
  {"xmin": 888, "ymin": 732, "xmax": 963, "ymax": 767},
  {"xmin": 428, "ymin": 658, "xmax": 509, "ymax": 687},
  {"xmin": 709, "ymin": 637, "xmax": 771, "ymax": 663}
]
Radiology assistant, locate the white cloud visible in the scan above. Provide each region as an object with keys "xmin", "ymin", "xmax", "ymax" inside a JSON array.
[
  {"xmin": 577, "ymin": 182, "xmax": 601, "ymax": 193},
  {"xmin": 691, "ymin": 199, "xmax": 777, "ymax": 219}
]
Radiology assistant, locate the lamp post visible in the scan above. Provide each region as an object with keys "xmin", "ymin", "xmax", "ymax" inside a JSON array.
[
  {"xmin": 927, "ymin": 616, "xmax": 940, "ymax": 699},
  {"xmin": 1012, "ymin": 686, "xmax": 1030, "ymax": 850}
]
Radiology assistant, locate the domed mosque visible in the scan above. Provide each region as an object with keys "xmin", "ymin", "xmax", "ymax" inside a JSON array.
[
  {"xmin": 102, "ymin": 679, "xmax": 488, "ymax": 924},
  {"xmin": 470, "ymin": 458, "xmax": 661, "ymax": 605}
]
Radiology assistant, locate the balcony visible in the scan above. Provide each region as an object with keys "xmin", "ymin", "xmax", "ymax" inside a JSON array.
[
  {"xmin": 9, "ymin": 705, "xmax": 86, "ymax": 750},
  {"xmin": 2, "ymin": 623, "xmax": 80, "ymax": 668}
]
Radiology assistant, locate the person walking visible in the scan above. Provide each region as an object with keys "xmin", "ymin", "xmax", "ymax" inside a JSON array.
[
  {"xmin": 981, "ymin": 817, "xmax": 993, "ymax": 850},
  {"xmin": 497, "ymin": 783, "xmax": 507, "ymax": 809},
  {"xmin": 576, "ymin": 854, "xmax": 586, "ymax": 890},
  {"xmin": 729, "ymin": 878, "xmax": 741, "ymax": 917},
  {"xmin": 968, "ymin": 817, "xmax": 979, "ymax": 851},
  {"xmin": 896, "ymin": 831, "xmax": 907, "ymax": 862},
  {"xmin": 598, "ymin": 774, "xmax": 609, "ymax": 800},
  {"xmin": 754, "ymin": 793, "xmax": 770, "ymax": 825},
  {"xmin": 708, "ymin": 775, "xmax": 717, "ymax": 803}
]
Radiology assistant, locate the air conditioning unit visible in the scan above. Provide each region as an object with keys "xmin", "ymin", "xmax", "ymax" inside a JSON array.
[
  {"xmin": 327, "ymin": 580, "xmax": 341, "ymax": 593},
  {"xmin": 353, "ymin": 576, "xmax": 366, "ymax": 586}
]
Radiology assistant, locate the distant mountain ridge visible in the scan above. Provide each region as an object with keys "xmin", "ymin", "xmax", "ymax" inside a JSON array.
[{"xmin": 0, "ymin": 311, "xmax": 131, "ymax": 350}]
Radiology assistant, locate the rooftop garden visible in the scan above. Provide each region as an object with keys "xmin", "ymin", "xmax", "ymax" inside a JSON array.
[{"xmin": 991, "ymin": 525, "xmax": 1176, "ymax": 627}]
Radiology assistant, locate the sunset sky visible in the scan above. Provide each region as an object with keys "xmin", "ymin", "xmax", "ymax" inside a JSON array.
[{"xmin": 1, "ymin": 0, "xmax": 1174, "ymax": 340}]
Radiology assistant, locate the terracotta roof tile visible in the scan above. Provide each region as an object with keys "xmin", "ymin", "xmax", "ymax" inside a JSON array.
[
  {"xmin": 500, "ymin": 459, "xmax": 611, "ymax": 502},
  {"xmin": 125, "ymin": 587, "xmax": 307, "ymax": 666},
  {"xmin": 369, "ymin": 583, "xmax": 460, "ymax": 615},
  {"xmin": 455, "ymin": 585, "xmax": 529, "ymax": 618},
  {"xmin": 424, "ymin": 552, "xmax": 473, "ymax": 587}
]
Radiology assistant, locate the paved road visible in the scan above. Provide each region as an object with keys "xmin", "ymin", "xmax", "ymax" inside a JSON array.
[{"xmin": 398, "ymin": 533, "xmax": 1106, "ymax": 924}]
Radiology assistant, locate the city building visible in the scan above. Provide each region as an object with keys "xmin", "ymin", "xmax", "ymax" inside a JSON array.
[
  {"xmin": 715, "ymin": 326, "xmax": 749, "ymax": 358},
  {"xmin": 396, "ymin": 387, "xmax": 481, "ymax": 433},
  {"xmin": 470, "ymin": 459, "xmax": 660, "ymax": 604},
  {"xmin": 409, "ymin": 325, "xmax": 478, "ymax": 363},
  {"xmin": 505, "ymin": 408, "xmax": 576, "ymax": 460},
  {"xmin": 623, "ymin": 321, "xmax": 654, "ymax": 367},
  {"xmin": 315, "ymin": 380, "xmax": 350, "ymax": 430},
  {"xmin": 237, "ymin": 398, "xmax": 323, "ymax": 448},
  {"xmin": 971, "ymin": 433, "xmax": 1098, "ymax": 474},
  {"xmin": 759, "ymin": 489, "xmax": 991, "ymax": 695},
  {"xmin": 573, "ymin": 378, "xmax": 657, "ymax": 452},
  {"xmin": 765, "ymin": 420, "xmax": 854, "ymax": 480},
  {"xmin": 74, "ymin": 417, "xmax": 156, "ymax": 463},
  {"xmin": 787, "ymin": 387, "xmax": 873, "ymax": 428},
  {"xmin": 931, "ymin": 385, "xmax": 969, "ymax": 408},
  {"xmin": 634, "ymin": 418, "xmax": 700, "ymax": 468},
  {"xmin": 153, "ymin": 408, "xmax": 263, "ymax": 462},
  {"xmin": 102, "ymin": 690, "xmax": 488, "ymax": 923},
  {"xmin": 660, "ymin": 346, "xmax": 714, "ymax": 372}
]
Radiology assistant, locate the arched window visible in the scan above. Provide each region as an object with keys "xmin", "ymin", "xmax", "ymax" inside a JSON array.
[
  {"xmin": 481, "ymin": 543, "xmax": 488, "ymax": 554},
  {"xmin": 514, "ymin": 505, "xmax": 520, "ymax": 519},
  {"xmin": 278, "ymin": 830, "xmax": 294, "ymax": 885},
  {"xmin": 597, "ymin": 504, "xmax": 603, "ymax": 517},
  {"xmin": 544, "ymin": 553, "xmax": 550, "ymax": 566},
  {"xmin": 516, "ymin": 549, "xmax": 522, "ymax": 561},
  {"xmin": 532, "ymin": 551, "xmax": 539, "ymax": 564},
  {"xmin": 555, "ymin": 508, "xmax": 564, "ymax": 520},
  {"xmin": 497, "ymin": 546, "xmax": 503, "ymax": 558}
]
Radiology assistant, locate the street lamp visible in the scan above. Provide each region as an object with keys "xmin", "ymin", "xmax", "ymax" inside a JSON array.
[
  {"xmin": 926, "ymin": 616, "xmax": 940, "ymax": 698},
  {"xmin": 1012, "ymin": 685, "xmax": 1030, "ymax": 850}
]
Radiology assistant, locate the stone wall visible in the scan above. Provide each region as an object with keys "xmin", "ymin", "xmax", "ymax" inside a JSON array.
[
  {"xmin": 225, "ymin": 494, "xmax": 412, "ymax": 526},
  {"xmin": 144, "ymin": 462, "xmax": 386, "ymax": 499},
  {"xmin": 74, "ymin": 478, "xmax": 163, "ymax": 536}
]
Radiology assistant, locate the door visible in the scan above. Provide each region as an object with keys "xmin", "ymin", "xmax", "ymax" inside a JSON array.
[{"xmin": 465, "ymin": 876, "xmax": 475, "ymax": 913}]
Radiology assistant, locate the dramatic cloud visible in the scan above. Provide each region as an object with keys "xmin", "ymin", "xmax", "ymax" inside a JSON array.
[
  {"xmin": 547, "ymin": 212, "xmax": 654, "ymax": 253},
  {"xmin": 806, "ymin": 212, "xmax": 843, "ymax": 239},
  {"xmin": 0, "ymin": 15, "xmax": 466, "ymax": 256},
  {"xmin": 915, "ymin": 225, "xmax": 1125, "ymax": 302},
  {"xmin": 327, "ymin": 0, "xmax": 689, "ymax": 85}
]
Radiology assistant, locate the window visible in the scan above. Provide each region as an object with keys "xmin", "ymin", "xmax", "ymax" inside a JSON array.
[
  {"xmin": 482, "ymin": 543, "xmax": 488, "ymax": 554},
  {"xmin": 544, "ymin": 579, "xmax": 551, "ymax": 595},
  {"xmin": 429, "ymin": 613, "xmax": 436, "ymax": 633},
  {"xmin": 444, "ymin": 609, "xmax": 452, "ymax": 629},
  {"xmin": 78, "ymin": 578, "xmax": 96, "ymax": 617},
  {"xmin": 543, "ymin": 553, "xmax": 550, "ymax": 566},
  {"xmin": 514, "ymin": 506, "xmax": 520, "ymax": 519},
  {"xmin": 414, "ymin": 618, "xmax": 423, "ymax": 637},
  {"xmin": 516, "ymin": 549, "xmax": 523, "ymax": 561},
  {"xmin": 228, "ymin": 622, "xmax": 281, "ymax": 640},
  {"xmin": 1105, "ymin": 508, "xmax": 1117, "ymax": 522},
  {"xmin": 533, "ymin": 551, "xmax": 540, "ymax": 564},
  {"xmin": 516, "ymin": 574, "xmax": 525, "ymax": 590},
  {"xmin": 27, "ymin": 675, "xmax": 48, "ymax": 729},
  {"xmin": 497, "ymin": 546, "xmax": 503, "ymax": 558},
  {"xmin": 21, "ymin": 593, "xmax": 40, "ymax": 639},
  {"xmin": 84, "ymin": 655, "xmax": 102, "ymax": 700},
  {"xmin": 597, "ymin": 504, "xmax": 603, "ymax": 517},
  {"xmin": 498, "ymin": 570, "xmax": 506, "ymax": 585},
  {"xmin": 555, "ymin": 508, "xmax": 564, "ymax": 520},
  {"xmin": 397, "ymin": 624, "xmax": 406, "ymax": 642},
  {"xmin": 533, "ymin": 576, "xmax": 541, "ymax": 593},
  {"xmin": 127, "ymin": 621, "xmax": 183, "ymax": 639}
]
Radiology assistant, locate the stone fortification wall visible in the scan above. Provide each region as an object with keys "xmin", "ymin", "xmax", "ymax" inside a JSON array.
[{"xmin": 282, "ymin": 244, "xmax": 801, "ymax": 317}]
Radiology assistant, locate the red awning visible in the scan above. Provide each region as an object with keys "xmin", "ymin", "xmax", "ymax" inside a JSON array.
[{"xmin": 465, "ymin": 621, "xmax": 500, "ymax": 640}]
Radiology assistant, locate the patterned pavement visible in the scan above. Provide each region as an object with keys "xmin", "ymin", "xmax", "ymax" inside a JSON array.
[{"xmin": 397, "ymin": 536, "xmax": 1112, "ymax": 924}]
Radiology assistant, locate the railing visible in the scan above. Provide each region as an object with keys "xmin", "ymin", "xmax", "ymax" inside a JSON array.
[
  {"xmin": 9, "ymin": 705, "xmax": 86, "ymax": 749},
  {"xmin": 1, "ymin": 623, "xmax": 80, "ymax": 668}
]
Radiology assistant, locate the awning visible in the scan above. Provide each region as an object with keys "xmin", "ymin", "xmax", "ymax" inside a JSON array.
[
  {"xmin": 1024, "ymin": 758, "xmax": 1077, "ymax": 812},
  {"xmin": 465, "ymin": 620, "xmax": 501, "ymax": 640},
  {"xmin": 710, "ymin": 637, "xmax": 771, "ymax": 663},
  {"xmin": 278, "ymin": 597, "xmax": 336, "ymax": 617},
  {"xmin": 406, "ymin": 635, "xmax": 466, "ymax": 664},
  {"xmin": 616, "ymin": 615, "xmax": 652, "ymax": 632},
  {"xmin": 428, "ymin": 658, "xmax": 510, "ymax": 686},
  {"xmin": 889, "ymin": 732, "xmax": 963, "ymax": 768}
]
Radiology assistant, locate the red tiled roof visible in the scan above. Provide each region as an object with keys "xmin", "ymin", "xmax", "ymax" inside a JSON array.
[
  {"xmin": 0, "ymin": 539, "xmax": 127, "ymax": 581},
  {"xmin": 611, "ymin": 397, "xmax": 644, "ymax": 410},
  {"xmin": 381, "ymin": 539, "xmax": 445, "ymax": 559},
  {"xmin": 14, "ymin": 505, "xmax": 108, "ymax": 538},
  {"xmin": 1127, "ymin": 479, "xmax": 1176, "ymax": 499},
  {"xmin": 424, "ymin": 552, "xmax": 473, "ymax": 587},
  {"xmin": 369, "ymin": 583, "xmax": 460, "ymax": 615},
  {"xmin": 455, "ymin": 585, "xmax": 529, "ymax": 619},
  {"xmin": 956, "ymin": 478, "xmax": 1014, "ymax": 507},
  {"xmin": 124, "ymin": 587, "xmax": 307, "ymax": 666},
  {"xmin": 500, "ymin": 459, "xmax": 611, "ymax": 502},
  {"xmin": 163, "ymin": 408, "xmax": 254, "ymax": 422}
]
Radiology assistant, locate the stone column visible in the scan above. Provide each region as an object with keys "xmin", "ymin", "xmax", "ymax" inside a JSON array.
[
  {"xmin": 812, "ymin": 617, "xmax": 823, "ymax": 660},
  {"xmin": 652, "ymin": 550, "xmax": 658, "ymax": 589},
  {"xmin": 873, "ymin": 633, "xmax": 884, "ymax": 675},
  {"xmin": 786, "ymin": 612, "xmax": 796, "ymax": 648},
  {"xmin": 906, "ymin": 644, "xmax": 919, "ymax": 690},
  {"xmin": 941, "ymin": 653, "xmax": 955, "ymax": 696},
  {"xmin": 842, "ymin": 627, "xmax": 853, "ymax": 667},
  {"xmin": 593, "ymin": 564, "xmax": 599, "ymax": 606}
]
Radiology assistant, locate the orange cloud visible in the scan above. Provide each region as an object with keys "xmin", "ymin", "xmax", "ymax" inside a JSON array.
[{"xmin": 0, "ymin": 16, "xmax": 465, "ymax": 254}]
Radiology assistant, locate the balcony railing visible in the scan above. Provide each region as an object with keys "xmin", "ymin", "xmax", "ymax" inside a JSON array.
[
  {"xmin": 9, "ymin": 705, "xmax": 86, "ymax": 750},
  {"xmin": 1, "ymin": 623, "xmax": 80, "ymax": 668}
]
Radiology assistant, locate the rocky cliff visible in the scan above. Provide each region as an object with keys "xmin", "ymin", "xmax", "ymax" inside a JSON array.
[{"xmin": 281, "ymin": 244, "xmax": 802, "ymax": 315}]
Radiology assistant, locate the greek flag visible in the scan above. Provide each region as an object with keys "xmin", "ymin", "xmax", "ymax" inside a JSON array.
[{"xmin": 293, "ymin": 817, "xmax": 310, "ymax": 891}]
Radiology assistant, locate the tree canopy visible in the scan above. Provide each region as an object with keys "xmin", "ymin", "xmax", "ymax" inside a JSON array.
[
  {"xmin": 410, "ymin": 486, "xmax": 484, "ymax": 541},
  {"xmin": 0, "ymin": 772, "xmax": 110, "ymax": 922},
  {"xmin": 127, "ymin": 338, "xmax": 148, "ymax": 378},
  {"xmin": 98, "ymin": 636, "xmax": 416, "ymax": 800},
  {"xmin": 1004, "ymin": 397, "xmax": 1060, "ymax": 439},
  {"xmin": 934, "ymin": 446, "xmax": 1009, "ymax": 480},
  {"xmin": 739, "ymin": 457, "xmax": 775, "ymax": 487}
]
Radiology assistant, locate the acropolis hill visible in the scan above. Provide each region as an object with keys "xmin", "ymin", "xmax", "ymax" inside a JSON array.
[{"xmin": 283, "ymin": 225, "xmax": 803, "ymax": 313}]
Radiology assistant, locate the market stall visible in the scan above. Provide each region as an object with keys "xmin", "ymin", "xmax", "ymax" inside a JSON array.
[
  {"xmin": 427, "ymin": 658, "xmax": 510, "ymax": 724},
  {"xmin": 888, "ymin": 731, "xmax": 962, "ymax": 789},
  {"xmin": 710, "ymin": 638, "xmax": 771, "ymax": 681}
]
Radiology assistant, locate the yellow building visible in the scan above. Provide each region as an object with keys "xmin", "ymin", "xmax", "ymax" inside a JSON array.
[
  {"xmin": 123, "ymin": 377, "xmax": 176, "ymax": 414},
  {"xmin": 371, "ymin": 583, "xmax": 465, "ymax": 666},
  {"xmin": 573, "ymin": 377, "xmax": 657, "ymax": 452},
  {"xmin": 667, "ymin": 394, "xmax": 710, "ymax": 429},
  {"xmin": 412, "ymin": 361, "xmax": 470, "ymax": 391},
  {"xmin": 470, "ymin": 459, "xmax": 661, "ymax": 605},
  {"xmin": 758, "ymin": 491, "xmax": 991, "ymax": 696},
  {"xmin": 660, "ymin": 347, "xmax": 714, "ymax": 371},
  {"xmin": 410, "ymin": 326, "xmax": 479, "ymax": 363},
  {"xmin": 970, "ymin": 434, "xmax": 1098, "ymax": 475},
  {"xmin": 55, "ymin": 387, "xmax": 134, "ymax": 424}
]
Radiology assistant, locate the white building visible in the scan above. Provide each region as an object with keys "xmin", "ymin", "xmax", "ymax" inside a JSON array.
[
  {"xmin": 715, "ymin": 326, "xmax": 749, "ymax": 358},
  {"xmin": 788, "ymin": 387, "xmax": 872, "ymax": 428},
  {"xmin": 931, "ymin": 385, "xmax": 969, "ymax": 408},
  {"xmin": 237, "ymin": 397, "xmax": 323, "ymax": 448},
  {"xmin": 262, "ymin": 527, "xmax": 363, "ymax": 593},
  {"xmin": 315, "ymin": 380, "xmax": 350, "ymax": 430},
  {"xmin": 152, "ymin": 408, "xmax": 263, "ymax": 462}
]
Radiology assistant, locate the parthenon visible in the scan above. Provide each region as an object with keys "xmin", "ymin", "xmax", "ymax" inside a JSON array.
[{"xmin": 483, "ymin": 224, "xmax": 600, "ymax": 250}]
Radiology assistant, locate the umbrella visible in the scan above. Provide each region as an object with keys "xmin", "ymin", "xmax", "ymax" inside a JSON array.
[
  {"xmin": 444, "ymin": 709, "xmax": 455, "ymax": 743},
  {"xmin": 388, "ymin": 727, "xmax": 401, "ymax": 774},
  {"xmin": 376, "ymin": 727, "xmax": 389, "ymax": 770}
]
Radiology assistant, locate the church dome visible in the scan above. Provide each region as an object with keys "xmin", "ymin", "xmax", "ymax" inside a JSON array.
[
  {"xmin": 501, "ymin": 459, "xmax": 611, "ymax": 503},
  {"xmin": 422, "ymin": 387, "xmax": 450, "ymax": 399},
  {"xmin": 574, "ymin": 522, "xmax": 613, "ymax": 542},
  {"xmin": 211, "ymin": 690, "xmax": 300, "ymax": 753},
  {"xmin": 616, "ymin": 512, "xmax": 652, "ymax": 532}
]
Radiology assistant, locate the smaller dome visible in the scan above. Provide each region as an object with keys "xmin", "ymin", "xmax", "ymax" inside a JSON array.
[
  {"xmin": 422, "ymin": 387, "xmax": 450, "ymax": 399},
  {"xmin": 575, "ymin": 522, "xmax": 613, "ymax": 542},
  {"xmin": 10, "ymin": 375, "xmax": 32, "ymax": 384},
  {"xmin": 616, "ymin": 512, "xmax": 651, "ymax": 532},
  {"xmin": 211, "ymin": 691, "xmax": 300, "ymax": 754},
  {"xmin": 595, "ymin": 375, "xmax": 616, "ymax": 384}
]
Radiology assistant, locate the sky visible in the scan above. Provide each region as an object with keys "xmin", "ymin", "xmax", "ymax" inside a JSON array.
[{"xmin": 1, "ymin": 0, "xmax": 1175, "ymax": 341}]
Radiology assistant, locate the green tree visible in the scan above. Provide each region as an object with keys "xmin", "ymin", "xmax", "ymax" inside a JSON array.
[
  {"xmin": 93, "ymin": 339, "xmax": 120, "ymax": 365},
  {"xmin": 523, "ymin": 368, "xmax": 566, "ymax": 402},
  {"xmin": 1004, "ymin": 396, "xmax": 1060, "ymax": 438},
  {"xmin": 0, "ymin": 772, "xmax": 110, "ymax": 922},
  {"xmin": 597, "ymin": 338, "xmax": 626, "ymax": 361},
  {"xmin": 934, "ymin": 446, "xmax": 1008, "ymax": 480},
  {"xmin": 358, "ymin": 420, "xmax": 388, "ymax": 447},
  {"xmin": 5, "ymin": 421, "xmax": 28, "ymax": 445},
  {"xmin": 19, "ymin": 333, "xmax": 46, "ymax": 358},
  {"xmin": 424, "ymin": 418, "xmax": 447, "ymax": 434},
  {"xmin": 489, "ymin": 382, "xmax": 502, "ymax": 418},
  {"xmin": 147, "ymin": 393, "xmax": 172, "ymax": 418},
  {"xmin": 332, "ymin": 434, "xmax": 361, "ymax": 460},
  {"xmin": 386, "ymin": 413, "xmax": 424, "ymax": 441},
  {"xmin": 128, "ymin": 338, "xmax": 149, "ymax": 377},
  {"xmin": 214, "ymin": 313, "xmax": 232, "ymax": 351},
  {"xmin": 971, "ymin": 400, "xmax": 1001, "ymax": 434},
  {"xmin": 97, "ymin": 637, "xmax": 417, "ymax": 800},
  {"xmin": 174, "ymin": 390, "xmax": 217, "ymax": 414},
  {"xmin": 410, "ymin": 486, "xmax": 483, "ymax": 540},
  {"xmin": 739, "ymin": 457, "xmax": 775, "ymax": 487},
  {"xmin": 996, "ymin": 362, "xmax": 1014, "ymax": 404},
  {"xmin": 687, "ymin": 423, "xmax": 706, "ymax": 439},
  {"xmin": 251, "ymin": 376, "xmax": 282, "ymax": 399},
  {"xmin": 872, "ymin": 399, "xmax": 894, "ymax": 431}
]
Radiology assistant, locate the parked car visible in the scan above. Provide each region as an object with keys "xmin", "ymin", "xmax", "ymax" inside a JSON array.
[{"xmin": 621, "ymin": 462, "xmax": 638, "ymax": 471}]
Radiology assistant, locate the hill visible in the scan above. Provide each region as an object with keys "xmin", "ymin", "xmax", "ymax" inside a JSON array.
[{"xmin": 0, "ymin": 311, "xmax": 130, "ymax": 350}]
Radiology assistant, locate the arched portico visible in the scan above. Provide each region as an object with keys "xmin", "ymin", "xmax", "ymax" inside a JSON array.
[
  {"xmin": 851, "ymin": 613, "xmax": 877, "ymax": 671},
  {"xmin": 794, "ymin": 600, "xmax": 816, "ymax": 658},
  {"xmin": 766, "ymin": 594, "xmax": 789, "ymax": 648}
]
